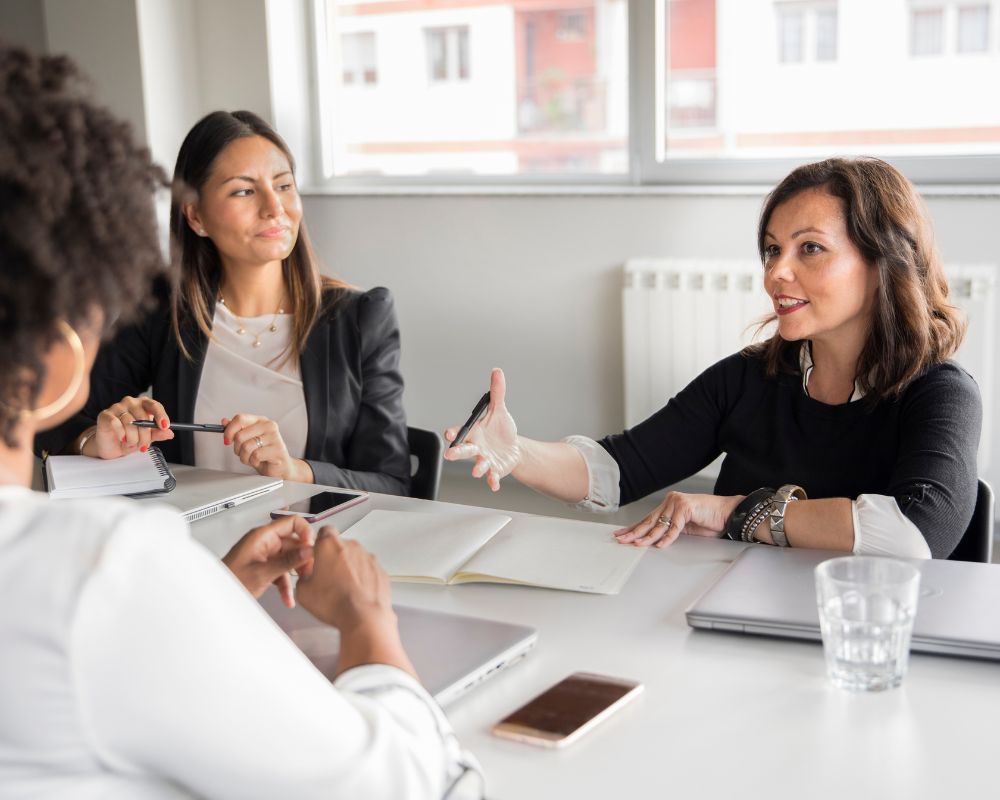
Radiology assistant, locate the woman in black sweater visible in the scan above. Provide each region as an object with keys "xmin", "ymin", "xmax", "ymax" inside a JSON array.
[{"xmin": 444, "ymin": 158, "xmax": 980, "ymax": 559}]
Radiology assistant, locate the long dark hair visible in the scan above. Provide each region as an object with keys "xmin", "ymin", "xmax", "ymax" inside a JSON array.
[
  {"xmin": 747, "ymin": 157, "xmax": 965, "ymax": 401},
  {"xmin": 169, "ymin": 110, "xmax": 346, "ymax": 361},
  {"xmin": 0, "ymin": 44, "xmax": 167, "ymax": 445}
]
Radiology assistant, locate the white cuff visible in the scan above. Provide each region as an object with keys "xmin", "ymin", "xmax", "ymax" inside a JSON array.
[
  {"xmin": 851, "ymin": 494, "xmax": 932, "ymax": 559},
  {"xmin": 562, "ymin": 435, "xmax": 621, "ymax": 513}
]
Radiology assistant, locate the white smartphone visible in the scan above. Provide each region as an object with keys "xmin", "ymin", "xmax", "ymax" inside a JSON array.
[
  {"xmin": 491, "ymin": 672, "xmax": 643, "ymax": 748},
  {"xmin": 270, "ymin": 489, "xmax": 369, "ymax": 522}
]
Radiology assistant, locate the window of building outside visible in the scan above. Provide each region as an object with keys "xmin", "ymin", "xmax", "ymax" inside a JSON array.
[
  {"xmin": 426, "ymin": 26, "xmax": 470, "ymax": 82},
  {"xmin": 957, "ymin": 4, "xmax": 990, "ymax": 52},
  {"xmin": 777, "ymin": 7, "xmax": 805, "ymax": 62},
  {"xmin": 316, "ymin": 0, "xmax": 1000, "ymax": 183},
  {"xmin": 341, "ymin": 32, "xmax": 377, "ymax": 85},
  {"xmin": 911, "ymin": 7, "xmax": 945, "ymax": 55},
  {"xmin": 815, "ymin": 6, "xmax": 838, "ymax": 61}
]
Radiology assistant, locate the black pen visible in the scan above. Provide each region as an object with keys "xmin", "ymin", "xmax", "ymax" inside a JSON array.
[
  {"xmin": 132, "ymin": 420, "xmax": 226, "ymax": 433},
  {"xmin": 449, "ymin": 391, "xmax": 490, "ymax": 448}
]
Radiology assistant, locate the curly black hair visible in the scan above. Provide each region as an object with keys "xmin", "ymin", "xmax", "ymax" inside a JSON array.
[{"xmin": 0, "ymin": 44, "xmax": 169, "ymax": 445}]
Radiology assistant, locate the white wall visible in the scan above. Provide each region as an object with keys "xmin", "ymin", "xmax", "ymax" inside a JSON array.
[
  {"xmin": 302, "ymin": 190, "xmax": 1000, "ymax": 503},
  {"xmin": 43, "ymin": 0, "xmax": 147, "ymax": 144},
  {"xmin": 136, "ymin": 0, "xmax": 202, "ymax": 173}
]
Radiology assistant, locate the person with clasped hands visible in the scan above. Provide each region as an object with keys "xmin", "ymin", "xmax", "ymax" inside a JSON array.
[
  {"xmin": 0, "ymin": 45, "xmax": 468, "ymax": 797},
  {"xmin": 38, "ymin": 109, "xmax": 410, "ymax": 495},
  {"xmin": 445, "ymin": 158, "xmax": 981, "ymax": 559}
]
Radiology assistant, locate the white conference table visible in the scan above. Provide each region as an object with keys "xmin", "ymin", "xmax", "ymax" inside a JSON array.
[{"xmin": 187, "ymin": 471, "xmax": 1000, "ymax": 800}]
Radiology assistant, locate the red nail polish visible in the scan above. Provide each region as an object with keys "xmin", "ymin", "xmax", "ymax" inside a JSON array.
[
  {"xmin": 160, "ymin": 418, "xmax": 168, "ymax": 429},
  {"xmin": 121, "ymin": 435, "xmax": 127, "ymax": 443},
  {"xmin": 140, "ymin": 445, "xmax": 148, "ymax": 453},
  {"xmin": 223, "ymin": 438, "xmax": 230, "ymax": 445}
]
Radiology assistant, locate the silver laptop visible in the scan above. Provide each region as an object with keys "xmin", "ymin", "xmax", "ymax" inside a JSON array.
[
  {"xmin": 135, "ymin": 467, "xmax": 282, "ymax": 523},
  {"xmin": 260, "ymin": 589, "xmax": 538, "ymax": 706},
  {"xmin": 686, "ymin": 546, "xmax": 1000, "ymax": 660}
]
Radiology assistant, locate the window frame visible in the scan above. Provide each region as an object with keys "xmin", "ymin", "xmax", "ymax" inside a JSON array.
[{"xmin": 308, "ymin": 0, "xmax": 1000, "ymax": 190}]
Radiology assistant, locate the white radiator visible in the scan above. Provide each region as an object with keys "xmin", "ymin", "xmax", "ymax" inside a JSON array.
[{"xmin": 622, "ymin": 259, "xmax": 997, "ymax": 480}]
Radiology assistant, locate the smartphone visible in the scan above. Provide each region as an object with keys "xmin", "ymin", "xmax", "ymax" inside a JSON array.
[
  {"xmin": 270, "ymin": 490, "xmax": 369, "ymax": 522},
  {"xmin": 491, "ymin": 672, "xmax": 643, "ymax": 748}
]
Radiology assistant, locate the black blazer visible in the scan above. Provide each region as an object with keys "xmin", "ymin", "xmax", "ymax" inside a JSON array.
[{"xmin": 38, "ymin": 286, "xmax": 411, "ymax": 495}]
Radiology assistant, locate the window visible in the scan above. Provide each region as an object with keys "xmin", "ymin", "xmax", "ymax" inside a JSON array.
[
  {"xmin": 312, "ymin": 0, "xmax": 1000, "ymax": 185},
  {"xmin": 556, "ymin": 10, "xmax": 588, "ymax": 41},
  {"xmin": 316, "ymin": 0, "xmax": 627, "ymax": 179},
  {"xmin": 776, "ymin": 3, "xmax": 838, "ymax": 64},
  {"xmin": 911, "ymin": 7, "xmax": 945, "ymax": 55},
  {"xmin": 777, "ymin": 8, "xmax": 805, "ymax": 63},
  {"xmin": 341, "ymin": 32, "xmax": 376, "ymax": 85},
  {"xmin": 957, "ymin": 4, "xmax": 990, "ymax": 52},
  {"xmin": 815, "ymin": 7, "xmax": 838, "ymax": 61},
  {"xmin": 426, "ymin": 26, "xmax": 469, "ymax": 83}
]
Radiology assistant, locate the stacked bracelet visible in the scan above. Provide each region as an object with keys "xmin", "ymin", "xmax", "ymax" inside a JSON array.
[
  {"xmin": 741, "ymin": 500, "xmax": 773, "ymax": 543},
  {"xmin": 768, "ymin": 484, "xmax": 807, "ymax": 547},
  {"xmin": 724, "ymin": 488, "xmax": 775, "ymax": 541}
]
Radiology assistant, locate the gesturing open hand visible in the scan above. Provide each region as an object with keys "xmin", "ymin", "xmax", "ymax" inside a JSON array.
[{"xmin": 443, "ymin": 368, "xmax": 522, "ymax": 492}]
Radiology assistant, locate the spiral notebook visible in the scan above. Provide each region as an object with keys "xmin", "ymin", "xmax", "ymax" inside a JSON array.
[{"xmin": 44, "ymin": 447, "xmax": 176, "ymax": 499}]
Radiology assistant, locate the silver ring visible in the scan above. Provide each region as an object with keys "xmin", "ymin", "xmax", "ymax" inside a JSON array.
[
  {"xmin": 117, "ymin": 410, "xmax": 131, "ymax": 421},
  {"xmin": 658, "ymin": 515, "xmax": 672, "ymax": 527},
  {"xmin": 254, "ymin": 435, "xmax": 264, "ymax": 450}
]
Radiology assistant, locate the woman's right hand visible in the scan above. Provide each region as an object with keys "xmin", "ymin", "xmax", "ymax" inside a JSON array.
[
  {"xmin": 92, "ymin": 395, "xmax": 174, "ymax": 459},
  {"xmin": 443, "ymin": 368, "xmax": 522, "ymax": 492}
]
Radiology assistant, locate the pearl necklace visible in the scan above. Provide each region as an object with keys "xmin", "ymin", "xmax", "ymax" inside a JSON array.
[{"xmin": 218, "ymin": 293, "xmax": 286, "ymax": 349}]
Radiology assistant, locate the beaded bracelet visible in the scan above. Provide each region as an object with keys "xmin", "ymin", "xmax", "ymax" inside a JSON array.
[{"xmin": 742, "ymin": 500, "xmax": 774, "ymax": 543}]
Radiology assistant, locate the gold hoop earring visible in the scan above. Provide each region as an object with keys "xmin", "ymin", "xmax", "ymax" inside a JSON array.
[{"xmin": 30, "ymin": 320, "xmax": 86, "ymax": 423}]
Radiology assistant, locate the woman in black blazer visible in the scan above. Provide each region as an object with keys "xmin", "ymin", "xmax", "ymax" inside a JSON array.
[{"xmin": 38, "ymin": 111, "xmax": 409, "ymax": 495}]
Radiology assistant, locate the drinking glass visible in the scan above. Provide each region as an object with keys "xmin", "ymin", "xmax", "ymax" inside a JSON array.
[{"xmin": 814, "ymin": 556, "xmax": 921, "ymax": 692}]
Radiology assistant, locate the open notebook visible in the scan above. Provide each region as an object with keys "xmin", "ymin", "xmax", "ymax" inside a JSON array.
[
  {"xmin": 342, "ymin": 509, "xmax": 645, "ymax": 595},
  {"xmin": 44, "ymin": 448, "xmax": 176, "ymax": 499}
]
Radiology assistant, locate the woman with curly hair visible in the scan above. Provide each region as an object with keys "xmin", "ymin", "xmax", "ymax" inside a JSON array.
[
  {"xmin": 38, "ymin": 109, "xmax": 410, "ymax": 495},
  {"xmin": 0, "ymin": 44, "xmax": 467, "ymax": 797},
  {"xmin": 445, "ymin": 158, "xmax": 981, "ymax": 559}
]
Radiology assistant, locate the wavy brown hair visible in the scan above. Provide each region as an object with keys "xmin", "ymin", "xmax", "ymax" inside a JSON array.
[
  {"xmin": 747, "ymin": 157, "xmax": 965, "ymax": 402},
  {"xmin": 169, "ymin": 111, "xmax": 347, "ymax": 362},
  {"xmin": 0, "ymin": 44, "xmax": 168, "ymax": 446}
]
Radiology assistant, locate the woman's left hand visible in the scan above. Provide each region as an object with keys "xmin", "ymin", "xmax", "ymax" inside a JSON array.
[
  {"xmin": 222, "ymin": 516, "xmax": 315, "ymax": 608},
  {"xmin": 614, "ymin": 491, "xmax": 743, "ymax": 549},
  {"xmin": 222, "ymin": 414, "xmax": 314, "ymax": 483}
]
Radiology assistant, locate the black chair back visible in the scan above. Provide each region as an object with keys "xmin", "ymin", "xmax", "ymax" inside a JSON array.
[
  {"xmin": 948, "ymin": 479, "xmax": 995, "ymax": 563},
  {"xmin": 407, "ymin": 426, "xmax": 443, "ymax": 501}
]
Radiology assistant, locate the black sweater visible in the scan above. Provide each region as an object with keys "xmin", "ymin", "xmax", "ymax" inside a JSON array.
[{"xmin": 599, "ymin": 350, "xmax": 982, "ymax": 558}]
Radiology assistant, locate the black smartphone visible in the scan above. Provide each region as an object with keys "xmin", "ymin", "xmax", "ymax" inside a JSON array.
[
  {"xmin": 491, "ymin": 672, "xmax": 643, "ymax": 748},
  {"xmin": 270, "ymin": 490, "xmax": 369, "ymax": 522}
]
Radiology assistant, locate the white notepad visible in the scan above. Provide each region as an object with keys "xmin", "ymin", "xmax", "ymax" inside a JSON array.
[
  {"xmin": 342, "ymin": 509, "xmax": 646, "ymax": 595},
  {"xmin": 44, "ymin": 448, "xmax": 176, "ymax": 499}
]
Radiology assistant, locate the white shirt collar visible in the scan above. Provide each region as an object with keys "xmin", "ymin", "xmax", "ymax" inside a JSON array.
[{"xmin": 798, "ymin": 341, "xmax": 865, "ymax": 402}]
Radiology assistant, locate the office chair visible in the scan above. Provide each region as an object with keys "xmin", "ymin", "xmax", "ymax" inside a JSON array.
[
  {"xmin": 947, "ymin": 479, "xmax": 995, "ymax": 563},
  {"xmin": 407, "ymin": 426, "xmax": 443, "ymax": 501}
]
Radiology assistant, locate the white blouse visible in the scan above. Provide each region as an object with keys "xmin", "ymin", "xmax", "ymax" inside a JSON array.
[
  {"xmin": 0, "ymin": 487, "xmax": 469, "ymax": 798},
  {"xmin": 564, "ymin": 343, "xmax": 931, "ymax": 558},
  {"xmin": 193, "ymin": 304, "xmax": 308, "ymax": 474}
]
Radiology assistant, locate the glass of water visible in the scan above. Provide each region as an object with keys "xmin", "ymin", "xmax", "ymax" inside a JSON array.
[{"xmin": 814, "ymin": 556, "xmax": 921, "ymax": 692}]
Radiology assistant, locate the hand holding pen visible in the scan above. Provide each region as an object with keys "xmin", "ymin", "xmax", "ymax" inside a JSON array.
[
  {"xmin": 443, "ymin": 368, "xmax": 522, "ymax": 492},
  {"xmin": 91, "ymin": 395, "xmax": 176, "ymax": 459}
]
